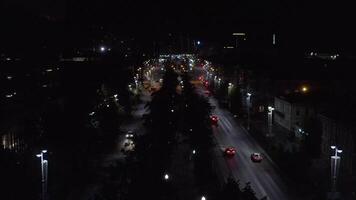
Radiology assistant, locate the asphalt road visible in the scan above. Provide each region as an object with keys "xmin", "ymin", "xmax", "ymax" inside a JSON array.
[
  {"xmin": 145, "ymin": 62, "xmax": 291, "ymax": 199},
  {"xmin": 198, "ymin": 86, "xmax": 291, "ymax": 200}
]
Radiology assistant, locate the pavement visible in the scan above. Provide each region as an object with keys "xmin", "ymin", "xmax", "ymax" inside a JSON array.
[
  {"xmin": 67, "ymin": 88, "xmax": 151, "ymax": 200},
  {"xmin": 102, "ymin": 88, "xmax": 151, "ymax": 166}
]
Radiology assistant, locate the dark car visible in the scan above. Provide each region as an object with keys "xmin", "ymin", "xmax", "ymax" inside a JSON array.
[
  {"xmin": 126, "ymin": 130, "xmax": 135, "ymax": 139},
  {"xmin": 204, "ymin": 90, "xmax": 211, "ymax": 96}
]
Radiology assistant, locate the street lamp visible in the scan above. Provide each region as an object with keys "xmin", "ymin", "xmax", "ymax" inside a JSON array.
[
  {"xmin": 36, "ymin": 150, "xmax": 48, "ymax": 200},
  {"xmin": 246, "ymin": 93, "xmax": 252, "ymax": 130},
  {"xmin": 267, "ymin": 106, "xmax": 275, "ymax": 136},
  {"xmin": 330, "ymin": 146, "xmax": 342, "ymax": 195},
  {"xmin": 228, "ymin": 83, "xmax": 234, "ymax": 109},
  {"xmin": 164, "ymin": 173, "xmax": 170, "ymax": 181},
  {"xmin": 201, "ymin": 196, "xmax": 206, "ymax": 200}
]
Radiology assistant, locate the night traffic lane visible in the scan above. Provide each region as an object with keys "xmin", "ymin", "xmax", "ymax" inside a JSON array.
[{"xmin": 199, "ymin": 87, "xmax": 291, "ymax": 200}]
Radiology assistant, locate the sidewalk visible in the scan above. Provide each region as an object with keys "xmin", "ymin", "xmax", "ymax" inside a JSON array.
[{"xmin": 67, "ymin": 89, "xmax": 151, "ymax": 200}]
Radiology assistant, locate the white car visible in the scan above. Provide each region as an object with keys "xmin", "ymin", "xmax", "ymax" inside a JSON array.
[{"xmin": 251, "ymin": 153, "xmax": 263, "ymax": 162}]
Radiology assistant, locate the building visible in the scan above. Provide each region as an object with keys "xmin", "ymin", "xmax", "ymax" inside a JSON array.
[
  {"xmin": 319, "ymin": 108, "xmax": 356, "ymax": 194},
  {"xmin": 274, "ymin": 93, "xmax": 317, "ymax": 137}
]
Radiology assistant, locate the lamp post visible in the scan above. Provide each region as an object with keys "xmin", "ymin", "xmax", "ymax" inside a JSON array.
[
  {"xmin": 267, "ymin": 106, "xmax": 274, "ymax": 136},
  {"xmin": 228, "ymin": 83, "xmax": 233, "ymax": 109},
  {"xmin": 330, "ymin": 146, "xmax": 342, "ymax": 193},
  {"xmin": 36, "ymin": 150, "xmax": 48, "ymax": 200},
  {"xmin": 246, "ymin": 93, "xmax": 251, "ymax": 130}
]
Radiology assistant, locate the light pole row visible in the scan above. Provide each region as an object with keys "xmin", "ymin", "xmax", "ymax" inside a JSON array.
[{"xmin": 36, "ymin": 150, "xmax": 48, "ymax": 200}]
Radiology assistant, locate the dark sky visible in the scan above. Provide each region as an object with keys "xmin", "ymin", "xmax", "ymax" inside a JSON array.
[{"xmin": 1, "ymin": 0, "xmax": 355, "ymax": 52}]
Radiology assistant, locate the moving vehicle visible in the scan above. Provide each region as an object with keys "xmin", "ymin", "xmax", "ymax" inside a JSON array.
[
  {"xmin": 251, "ymin": 153, "xmax": 263, "ymax": 162},
  {"xmin": 210, "ymin": 115, "xmax": 219, "ymax": 125},
  {"xmin": 224, "ymin": 147, "xmax": 236, "ymax": 157}
]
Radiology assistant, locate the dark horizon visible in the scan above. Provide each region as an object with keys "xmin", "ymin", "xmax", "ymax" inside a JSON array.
[{"xmin": 1, "ymin": 0, "xmax": 356, "ymax": 53}]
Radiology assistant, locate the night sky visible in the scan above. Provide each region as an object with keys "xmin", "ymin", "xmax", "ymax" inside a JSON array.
[{"xmin": 1, "ymin": 0, "xmax": 355, "ymax": 52}]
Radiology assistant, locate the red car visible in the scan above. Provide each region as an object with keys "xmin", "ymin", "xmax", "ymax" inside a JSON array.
[
  {"xmin": 204, "ymin": 81, "xmax": 209, "ymax": 87},
  {"xmin": 224, "ymin": 147, "xmax": 236, "ymax": 157},
  {"xmin": 251, "ymin": 153, "xmax": 263, "ymax": 162},
  {"xmin": 210, "ymin": 115, "xmax": 219, "ymax": 125}
]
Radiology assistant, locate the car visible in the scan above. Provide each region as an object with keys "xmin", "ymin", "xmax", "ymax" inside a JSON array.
[
  {"xmin": 204, "ymin": 90, "xmax": 211, "ymax": 96},
  {"xmin": 204, "ymin": 81, "xmax": 209, "ymax": 87},
  {"xmin": 251, "ymin": 153, "xmax": 263, "ymax": 162},
  {"xmin": 224, "ymin": 147, "xmax": 236, "ymax": 157},
  {"xmin": 126, "ymin": 131, "xmax": 135, "ymax": 139},
  {"xmin": 210, "ymin": 115, "xmax": 219, "ymax": 125}
]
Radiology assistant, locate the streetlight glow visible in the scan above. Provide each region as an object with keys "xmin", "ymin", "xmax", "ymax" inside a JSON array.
[
  {"xmin": 201, "ymin": 196, "xmax": 206, "ymax": 200},
  {"xmin": 302, "ymin": 86, "xmax": 308, "ymax": 92},
  {"xmin": 330, "ymin": 145, "xmax": 342, "ymax": 193},
  {"xmin": 164, "ymin": 174, "xmax": 169, "ymax": 180}
]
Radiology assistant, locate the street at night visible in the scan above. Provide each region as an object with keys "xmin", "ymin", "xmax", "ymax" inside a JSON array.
[{"xmin": 2, "ymin": 1, "xmax": 356, "ymax": 200}]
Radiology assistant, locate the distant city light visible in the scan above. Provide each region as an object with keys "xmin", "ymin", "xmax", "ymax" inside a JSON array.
[
  {"xmin": 197, "ymin": 41, "xmax": 201, "ymax": 45},
  {"xmin": 232, "ymin": 33, "xmax": 246, "ymax": 36},
  {"xmin": 100, "ymin": 46, "xmax": 106, "ymax": 52}
]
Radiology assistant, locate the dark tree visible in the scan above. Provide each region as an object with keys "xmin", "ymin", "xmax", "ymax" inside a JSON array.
[
  {"xmin": 241, "ymin": 182, "xmax": 258, "ymax": 200},
  {"xmin": 221, "ymin": 177, "xmax": 242, "ymax": 200},
  {"xmin": 304, "ymin": 117, "xmax": 322, "ymax": 158}
]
